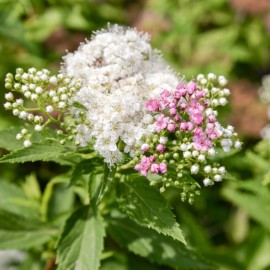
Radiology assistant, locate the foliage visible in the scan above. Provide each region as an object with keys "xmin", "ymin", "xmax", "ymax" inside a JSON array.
[{"xmin": 0, "ymin": 1, "xmax": 270, "ymax": 270}]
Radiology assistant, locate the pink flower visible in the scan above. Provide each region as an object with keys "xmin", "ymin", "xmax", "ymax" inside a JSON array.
[
  {"xmin": 155, "ymin": 115, "xmax": 170, "ymax": 132},
  {"xmin": 176, "ymin": 82, "xmax": 186, "ymax": 90},
  {"xmin": 193, "ymin": 127, "xmax": 203, "ymax": 135},
  {"xmin": 180, "ymin": 121, "xmax": 188, "ymax": 130},
  {"xmin": 186, "ymin": 122, "xmax": 193, "ymax": 131},
  {"xmin": 141, "ymin": 143, "xmax": 149, "ymax": 152},
  {"xmin": 208, "ymin": 115, "xmax": 216, "ymax": 123},
  {"xmin": 180, "ymin": 102, "xmax": 187, "ymax": 110},
  {"xmin": 174, "ymin": 85, "xmax": 186, "ymax": 98},
  {"xmin": 190, "ymin": 112, "xmax": 204, "ymax": 125},
  {"xmin": 187, "ymin": 81, "xmax": 199, "ymax": 95},
  {"xmin": 134, "ymin": 164, "xmax": 141, "ymax": 171},
  {"xmin": 146, "ymin": 99, "xmax": 160, "ymax": 111},
  {"xmin": 169, "ymin": 107, "xmax": 177, "ymax": 115},
  {"xmin": 149, "ymin": 155, "xmax": 156, "ymax": 162},
  {"xmin": 187, "ymin": 99, "xmax": 204, "ymax": 114},
  {"xmin": 156, "ymin": 144, "xmax": 165, "ymax": 152},
  {"xmin": 160, "ymin": 89, "xmax": 171, "ymax": 98},
  {"xmin": 193, "ymin": 133, "xmax": 212, "ymax": 151},
  {"xmin": 167, "ymin": 123, "xmax": 176, "ymax": 132},
  {"xmin": 195, "ymin": 90, "xmax": 206, "ymax": 99},
  {"xmin": 151, "ymin": 163, "xmax": 160, "ymax": 173},
  {"xmin": 159, "ymin": 163, "xmax": 167, "ymax": 174},
  {"xmin": 174, "ymin": 115, "xmax": 180, "ymax": 121}
]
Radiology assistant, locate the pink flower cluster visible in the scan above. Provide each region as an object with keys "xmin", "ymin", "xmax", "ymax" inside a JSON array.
[
  {"xmin": 134, "ymin": 155, "xmax": 167, "ymax": 176},
  {"xmin": 146, "ymin": 81, "xmax": 222, "ymax": 151}
]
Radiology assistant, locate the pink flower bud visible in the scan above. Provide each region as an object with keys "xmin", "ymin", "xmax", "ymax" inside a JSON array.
[
  {"xmin": 159, "ymin": 163, "xmax": 167, "ymax": 174},
  {"xmin": 180, "ymin": 122, "xmax": 188, "ymax": 130},
  {"xmin": 169, "ymin": 108, "xmax": 177, "ymax": 115},
  {"xmin": 174, "ymin": 115, "xmax": 180, "ymax": 121},
  {"xmin": 167, "ymin": 123, "xmax": 176, "ymax": 132},
  {"xmin": 141, "ymin": 143, "xmax": 149, "ymax": 152},
  {"xmin": 156, "ymin": 144, "xmax": 165, "ymax": 152}
]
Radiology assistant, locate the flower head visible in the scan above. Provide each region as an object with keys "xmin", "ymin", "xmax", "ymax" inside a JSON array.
[{"xmin": 62, "ymin": 24, "xmax": 179, "ymax": 164}]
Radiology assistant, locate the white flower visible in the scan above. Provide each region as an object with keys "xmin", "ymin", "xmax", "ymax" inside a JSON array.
[
  {"xmin": 62, "ymin": 25, "xmax": 179, "ymax": 164},
  {"xmin": 204, "ymin": 165, "xmax": 211, "ymax": 174},
  {"xmin": 234, "ymin": 140, "xmax": 242, "ymax": 149},
  {"xmin": 159, "ymin": 136, "xmax": 168, "ymax": 144},
  {"xmin": 203, "ymin": 178, "xmax": 213, "ymax": 186},
  {"xmin": 191, "ymin": 164, "xmax": 199, "ymax": 174},
  {"xmin": 221, "ymin": 139, "xmax": 232, "ymax": 152},
  {"xmin": 218, "ymin": 166, "xmax": 225, "ymax": 175},
  {"xmin": 214, "ymin": 174, "xmax": 222, "ymax": 182},
  {"xmin": 23, "ymin": 140, "xmax": 32, "ymax": 148}
]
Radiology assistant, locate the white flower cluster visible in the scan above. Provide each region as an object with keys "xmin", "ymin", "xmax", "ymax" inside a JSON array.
[
  {"xmin": 62, "ymin": 24, "xmax": 179, "ymax": 164},
  {"xmin": 259, "ymin": 75, "xmax": 270, "ymax": 139},
  {"xmin": 4, "ymin": 68, "xmax": 81, "ymax": 147}
]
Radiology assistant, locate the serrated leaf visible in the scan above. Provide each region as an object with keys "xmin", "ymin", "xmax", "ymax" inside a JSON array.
[
  {"xmin": 0, "ymin": 209, "xmax": 57, "ymax": 249},
  {"xmin": 0, "ymin": 141, "xmax": 76, "ymax": 163},
  {"xmin": 56, "ymin": 205, "xmax": 105, "ymax": 270},
  {"xmin": 222, "ymin": 181, "xmax": 270, "ymax": 231},
  {"xmin": 117, "ymin": 176, "xmax": 186, "ymax": 244},
  {"xmin": 107, "ymin": 211, "xmax": 213, "ymax": 270}
]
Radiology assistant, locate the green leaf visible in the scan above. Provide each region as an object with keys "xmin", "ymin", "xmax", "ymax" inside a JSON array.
[
  {"xmin": 246, "ymin": 151, "xmax": 270, "ymax": 175},
  {"xmin": 70, "ymin": 158, "xmax": 103, "ymax": 186},
  {"xmin": 117, "ymin": 176, "xmax": 186, "ymax": 244},
  {"xmin": 107, "ymin": 211, "xmax": 213, "ymax": 270},
  {"xmin": 0, "ymin": 141, "xmax": 76, "ymax": 163},
  {"xmin": 71, "ymin": 101, "xmax": 88, "ymax": 111},
  {"xmin": 40, "ymin": 174, "xmax": 74, "ymax": 222},
  {"xmin": 222, "ymin": 181, "xmax": 270, "ymax": 231},
  {"xmin": 0, "ymin": 127, "xmax": 24, "ymax": 151},
  {"xmin": 0, "ymin": 209, "xmax": 57, "ymax": 249},
  {"xmin": 0, "ymin": 179, "xmax": 39, "ymax": 218},
  {"xmin": 56, "ymin": 205, "xmax": 105, "ymax": 270}
]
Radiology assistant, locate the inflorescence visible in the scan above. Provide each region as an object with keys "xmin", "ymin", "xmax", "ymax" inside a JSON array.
[
  {"xmin": 3, "ymin": 25, "xmax": 241, "ymax": 203},
  {"xmin": 4, "ymin": 67, "xmax": 82, "ymax": 147},
  {"xmin": 133, "ymin": 74, "xmax": 241, "ymax": 203}
]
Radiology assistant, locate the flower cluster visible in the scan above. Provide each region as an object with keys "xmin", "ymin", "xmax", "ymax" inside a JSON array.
[
  {"xmin": 4, "ymin": 68, "xmax": 82, "ymax": 146},
  {"xmin": 259, "ymin": 75, "xmax": 270, "ymax": 139},
  {"xmin": 133, "ymin": 74, "xmax": 241, "ymax": 203},
  {"xmin": 62, "ymin": 24, "xmax": 178, "ymax": 164}
]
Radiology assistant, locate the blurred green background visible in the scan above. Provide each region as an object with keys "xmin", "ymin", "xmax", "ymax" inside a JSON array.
[{"xmin": 1, "ymin": 0, "xmax": 270, "ymax": 270}]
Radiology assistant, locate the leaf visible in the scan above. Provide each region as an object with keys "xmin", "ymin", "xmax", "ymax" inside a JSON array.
[
  {"xmin": 246, "ymin": 151, "xmax": 270, "ymax": 175},
  {"xmin": 70, "ymin": 158, "xmax": 103, "ymax": 186},
  {"xmin": 107, "ymin": 211, "xmax": 213, "ymax": 270},
  {"xmin": 117, "ymin": 176, "xmax": 186, "ymax": 244},
  {"xmin": 56, "ymin": 205, "xmax": 105, "ymax": 270},
  {"xmin": 222, "ymin": 181, "xmax": 270, "ymax": 231},
  {"xmin": 0, "ymin": 209, "xmax": 57, "ymax": 249},
  {"xmin": 40, "ymin": 174, "xmax": 74, "ymax": 222},
  {"xmin": 0, "ymin": 141, "xmax": 76, "ymax": 163},
  {"xmin": 0, "ymin": 127, "xmax": 24, "ymax": 151},
  {"xmin": 0, "ymin": 179, "xmax": 39, "ymax": 218},
  {"xmin": 72, "ymin": 101, "xmax": 88, "ymax": 111}
]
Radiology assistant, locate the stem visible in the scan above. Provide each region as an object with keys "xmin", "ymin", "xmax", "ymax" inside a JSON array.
[{"xmin": 44, "ymin": 257, "xmax": 56, "ymax": 270}]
